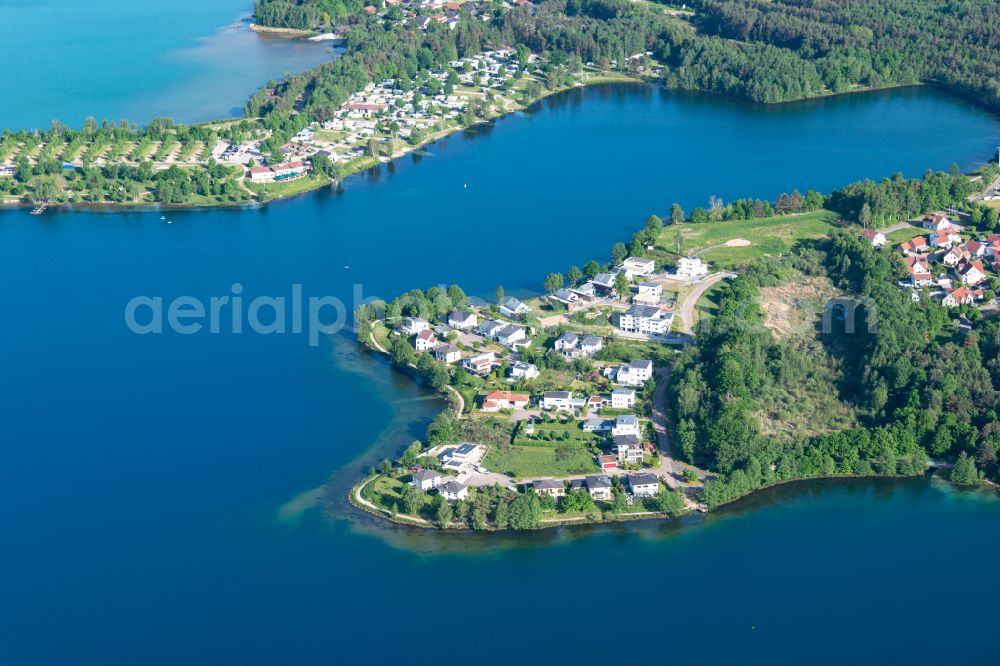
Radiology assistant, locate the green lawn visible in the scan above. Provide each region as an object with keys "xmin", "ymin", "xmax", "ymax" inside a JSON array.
[
  {"xmin": 484, "ymin": 445, "xmax": 600, "ymax": 479},
  {"xmin": 656, "ymin": 210, "xmax": 841, "ymax": 268},
  {"xmin": 248, "ymin": 174, "xmax": 331, "ymax": 199},
  {"xmin": 512, "ymin": 420, "xmax": 600, "ymax": 447},
  {"xmin": 695, "ymin": 279, "xmax": 729, "ymax": 323},
  {"xmin": 884, "ymin": 225, "xmax": 924, "ymax": 244}
]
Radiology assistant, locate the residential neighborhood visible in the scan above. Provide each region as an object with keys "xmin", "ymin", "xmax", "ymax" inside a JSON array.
[
  {"xmin": 886, "ymin": 212, "xmax": 1000, "ymax": 309},
  {"xmin": 352, "ymin": 244, "xmax": 721, "ymax": 526}
]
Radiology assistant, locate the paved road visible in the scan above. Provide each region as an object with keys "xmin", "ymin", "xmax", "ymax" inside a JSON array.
[
  {"xmin": 972, "ymin": 173, "xmax": 1000, "ymax": 202},
  {"xmin": 678, "ymin": 272, "xmax": 735, "ymax": 335},
  {"xmin": 649, "ymin": 366, "xmax": 710, "ymax": 497},
  {"xmin": 875, "ymin": 221, "xmax": 918, "ymax": 235}
]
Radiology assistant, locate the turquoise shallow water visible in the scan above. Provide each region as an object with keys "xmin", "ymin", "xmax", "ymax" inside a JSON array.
[
  {"xmin": 0, "ymin": 0, "xmax": 333, "ymax": 129},
  {"xmin": 2, "ymin": 50, "xmax": 1000, "ymax": 666}
]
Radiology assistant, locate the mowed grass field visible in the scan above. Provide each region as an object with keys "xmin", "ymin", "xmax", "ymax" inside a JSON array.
[
  {"xmin": 484, "ymin": 445, "xmax": 599, "ymax": 479},
  {"xmin": 656, "ymin": 210, "xmax": 841, "ymax": 268},
  {"xmin": 884, "ymin": 224, "xmax": 924, "ymax": 244}
]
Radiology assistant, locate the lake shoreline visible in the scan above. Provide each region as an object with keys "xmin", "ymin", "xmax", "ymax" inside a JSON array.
[
  {"xmin": 5, "ymin": 77, "xmax": 968, "ymax": 214},
  {"xmin": 345, "ymin": 466, "xmax": 969, "ymax": 533},
  {"xmin": 343, "ymin": 319, "xmax": 964, "ymax": 534}
]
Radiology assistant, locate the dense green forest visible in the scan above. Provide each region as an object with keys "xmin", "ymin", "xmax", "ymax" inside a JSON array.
[
  {"xmin": 694, "ymin": 0, "xmax": 1000, "ymax": 110},
  {"xmin": 252, "ymin": 0, "xmax": 1000, "ymax": 112},
  {"xmin": 253, "ymin": 0, "xmax": 367, "ymax": 29},
  {"xmin": 670, "ymin": 180, "xmax": 1000, "ymax": 506}
]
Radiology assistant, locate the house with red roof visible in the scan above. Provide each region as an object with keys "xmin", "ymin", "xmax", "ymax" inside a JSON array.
[
  {"xmin": 414, "ymin": 329, "xmax": 438, "ymax": 352},
  {"xmin": 480, "ymin": 391, "xmax": 529, "ymax": 411},
  {"xmin": 942, "ymin": 246, "xmax": 970, "ymax": 267},
  {"xmin": 954, "ymin": 259, "xmax": 986, "ymax": 285},
  {"xmin": 905, "ymin": 256, "xmax": 933, "ymax": 285},
  {"xmin": 898, "ymin": 236, "xmax": 928, "ymax": 255},
  {"xmin": 942, "ymin": 286, "xmax": 983, "ymax": 308},
  {"xmin": 921, "ymin": 214, "xmax": 953, "ymax": 231},
  {"xmin": 860, "ymin": 229, "xmax": 887, "ymax": 247},
  {"xmin": 929, "ymin": 229, "xmax": 960, "ymax": 249}
]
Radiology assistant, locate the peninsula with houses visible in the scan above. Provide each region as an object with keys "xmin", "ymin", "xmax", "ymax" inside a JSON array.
[{"xmin": 349, "ymin": 162, "xmax": 1000, "ymax": 530}]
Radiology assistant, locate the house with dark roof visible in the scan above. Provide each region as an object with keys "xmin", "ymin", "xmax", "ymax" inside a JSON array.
[
  {"xmin": 584, "ymin": 474, "xmax": 613, "ymax": 500},
  {"xmin": 448, "ymin": 310, "xmax": 477, "ymax": 331},
  {"xmin": 542, "ymin": 391, "xmax": 574, "ymax": 411},
  {"xmin": 410, "ymin": 469, "xmax": 443, "ymax": 491},
  {"xmin": 615, "ymin": 434, "xmax": 644, "ymax": 464},
  {"xmin": 627, "ymin": 473, "xmax": 659, "ymax": 498},
  {"xmin": 438, "ymin": 480, "xmax": 469, "ymax": 501},
  {"xmin": 500, "ymin": 297, "xmax": 532, "ymax": 317}
]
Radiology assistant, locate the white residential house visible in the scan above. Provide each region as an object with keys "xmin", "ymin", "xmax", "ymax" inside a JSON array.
[
  {"xmin": 410, "ymin": 469, "xmax": 443, "ymax": 491},
  {"xmin": 615, "ymin": 435, "xmax": 644, "ymax": 464},
  {"xmin": 499, "ymin": 297, "xmax": 532, "ymax": 317},
  {"xmin": 611, "ymin": 414, "xmax": 640, "ymax": 437},
  {"xmin": 627, "ymin": 473, "xmax": 660, "ymax": 498},
  {"xmin": 633, "ymin": 282, "xmax": 662, "ymax": 305},
  {"xmin": 579, "ymin": 336, "xmax": 603, "ymax": 356},
  {"xmin": 583, "ymin": 475, "xmax": 613, "ymax": 501},
  {"xmin": 942, "ymin": 246, "xmax": 969, "ymax": 267},
  {"xmin": 530, "ymin": 478, "xmax": 566, "ymax": 498},
  {"xmin": 611, "ymin": 388, "xmax": 636, "ymax": 409},
  {"xmin": 617, "ymin": 359, "xmax": 654, "ymax": 387},
  {"xmin": 554, "ymin": 332, "xmax": 602, "ymax": 359},
  {"xmin": 496, "ymin": 324, "xmax": 527, "ymax": 348},
  {"xmin": 930, "ymin": 229, "xmax": 962, "ymax": 248},
  {"xmin": 554, "ymin": 332, "xmax": 579, "ymax": 354},
  {"xmin": 549, "ymin": 289, "xmax": 579, "ymax": 309},
  {"xmin": 449, "ymin": 443, "xmax": 481, "ymax": 462},
  {"xmin": 964, "ymin": 240, "xmax": 986, "ymax": 258},
  {"xmin": 905, "ymin": 256, "xmax": 933, "ymax": 286},
  {"xmin": 921, "ymin": 214, "xmax": 953, "ymax": 231},
  {"xmin": 401, "ymin": 317, "xmax": 429, "ymax": 335},
  {"xmin": 434, "ymin": 344, "xmax": 462, "ymax": 364},
  {"xmin": 463, "ymin": 351, "xmax": 499, "ymax": 376},
  {"xmin": 955, "ymin": 260, "xmax": 986, "ymax": 285},
  {"xmin": 591, "ymin": 273, "xmax": 617, "ymax": 293},
  {"xmin": 942, "ymin": 286, "xmax": 979, "ymax": 307},
  {"xmin": 860, "ymin": 229, "xmax": 888, "ymax": 247},
  {"xmin": 542, "ymin": 391, "xmax": 574, "ymax": 411},
  {"xmin": 621, "ymin": 256, "xmax": 656, "ymax": 277},
  {"xmin": 509, "ymin": 361, "xmax": 539, "ymax": 381},
  {"xmin": 482, "ymin": 391, "xmax": 529, "ymax": 411},
  {"xmin": 572, "ymin": 282, "xmax": 598, "ymax": 300},
  {"xmin": 414, "ymin": 329, "xmax": 438, "ymax": 352},
  {"xmin": 478, "ymin": 319, "xmax": 505, "ymax": 338},
  {"xmin": 438, "ymin": 480, "xmax": 469, "ymax": 501},
  {"xmin": 582, "ymin": 418, "xmax": 613, "ymax": 433},
  {"xmin": 616, "ymin": 305, "xmax": 672, "ymax": 336},
  {"xmin": 448, "ymin": 310, "xmax": 477, "ymax": 331},
  {"xmin": 675, "ymin": 257, "xmax": 709, "ymax": 280}
]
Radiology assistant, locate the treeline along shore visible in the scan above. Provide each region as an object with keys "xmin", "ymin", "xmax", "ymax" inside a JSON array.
[{"xmin": 2, "ymin": 0, "xmax": 999, "ymax": 209}]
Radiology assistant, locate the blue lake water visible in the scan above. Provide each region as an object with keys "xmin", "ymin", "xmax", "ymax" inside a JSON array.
[
  {"xmin": 3, "ymin": 84, "xmax": 1000, "ymax": 664},
  {"xmin": 0, "ymin": 0, "xmax": 333, "ymax": 130}
]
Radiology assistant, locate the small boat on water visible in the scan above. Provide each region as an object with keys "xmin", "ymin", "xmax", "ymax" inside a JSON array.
[
  {"xmin": 30, "ymin": 204, "xmax": 47, "ymax": 215},
  {"xmin": 160, "ymin": 215, "xmax": 166, "ymax": 220}
]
